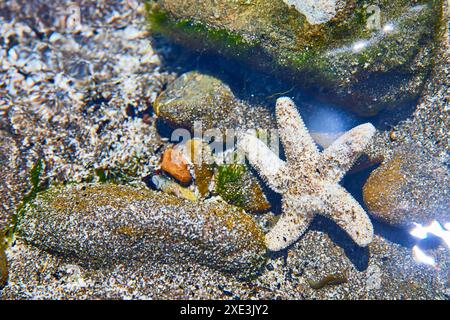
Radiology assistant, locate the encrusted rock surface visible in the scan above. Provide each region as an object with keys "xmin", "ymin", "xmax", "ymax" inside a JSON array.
[
  {"xmin": 0, "ymin": 130, "xmax": 30, "ymax": 233},
  {"xmin": 363, "ymin": 5, "xmax": 449, "ymax": 228},
  {"xmin": 3, "ymin": 225, "xmax": 447, "ymax": 299},
  {"xmin": 18, "ymin": 183, "xmax": 267, "ymax": 277},
  {"xmin": 0, "ymin": 245, "xmax": 7, "ymax": 288},
  {"xmin": 155, "ymin": 71, "xmax": 275, "ymax": 131},
  {"xmin": 0, "ymin": 0, "xmax": 172, "ymax": 189}
]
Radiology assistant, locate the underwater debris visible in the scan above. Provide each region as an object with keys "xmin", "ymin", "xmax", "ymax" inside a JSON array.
[
  {"xmin": 18, "ymin": 183, "xmax": 267, "ymax": 278},
  {"xmin": 239, "ymin": 97, "xmax": 376, "ymax": 251}
]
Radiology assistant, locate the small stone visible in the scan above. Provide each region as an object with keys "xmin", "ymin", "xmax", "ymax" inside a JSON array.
[
  {"xmin": 363, "ymin": 150, "xmax": 449, "ymax": 227},
  {"xmin": 266, "ymin": 263, "xmax": 274, "ymax": 271},
  {"xmin": 154, "ymin": 71, "xmax": 274, "ymax": 132},
  {"xmin": 161, "ymin": 147, "xmax": 192, "ymax": 184},
  {"xmin": 389, "ymin": 130, "xmax": 397, "ymax": 142},
  {"xmin": 151, "ymin": 174, "xmax": 197, "ymax": 201}
]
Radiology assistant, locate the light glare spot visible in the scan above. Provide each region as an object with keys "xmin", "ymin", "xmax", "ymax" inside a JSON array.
[
  {"xmin": 383, "ymin": 24, "xmax": 394, "ymax": 33},
  {"xmin": 410, "ymin": 220, "xmax": 450, "ymax": 248},
  {"xmin": 352, "ymin": 41, "xmax": 368, "ymax": 53},
  {"xmin": 410, "ymin": 223, "xmax": 429, "ymax": 240},
  {"xmin": 412, "ymin": 246, "xmax": 436, "ymax": 266}
]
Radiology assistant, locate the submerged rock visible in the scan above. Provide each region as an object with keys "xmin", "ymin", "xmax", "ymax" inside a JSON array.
[
  {"xmin": 147, "ymin": 0, "xmax": 444, "ymax": 116},
  {"xmin": 151, "ymin": 174, "xmax": 198, "ymax": 201},
  {"xmin": 18, "ymin": 184, "xmax": 267, "ymax": 277},
  {"xmin": 155, "ymin": 71, "xmax": 275, "ymax": 131},
  {"xmin": 0, "ymin": 244, "xmax": 8, "ymax": 288},
  {"xmin": 215, "ymin": 163, "xmax": 271, "ymax": 214},
  {"xmin": 161, "ymin": 146, "xmax": 192, "ymax": 184},
  {"xmin": 185, "ymin": 139, "xmax": 215, "ymax": 197},
  {"xmin": 363, "ymin": 150, "xmax": 449, "ymax": 227}
]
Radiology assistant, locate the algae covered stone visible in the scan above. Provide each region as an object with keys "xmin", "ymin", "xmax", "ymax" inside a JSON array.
[
  {"xmin": 147, "ymin": 0, "xmax": 444, "ymax": 116},
  {"xmin": 155, "ymin": 71, "xmax": 275, "ymax": 131},
  {"xmin": 215, "ymin": 163, "xmax": 271, "ymax": 213},
  {"xmin": 363, "ymin": 151, "xmax": 449, "ymax": 227},
  {"xmin": 18, "ymin": 184, "xmax": 267, "ymax": 277}
]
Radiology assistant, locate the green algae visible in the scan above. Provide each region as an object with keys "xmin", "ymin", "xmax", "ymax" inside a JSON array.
[
  {"xmin": 216, "ymin": 164, "xmax": 247, "ymax": 207},
  {"xmin": 5, "ymin": 159, "xmax": 44, "ymax": 242},
  {"xmin": 215, "ymin": 162, "xmax": 271, "ymax": 213}
]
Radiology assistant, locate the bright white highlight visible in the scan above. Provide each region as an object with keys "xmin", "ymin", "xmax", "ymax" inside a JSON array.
[
  {"xmin": 352, "ymin": 41, "xmax": 368, "ymax": 53},
  {"xmin": 412, "ymin": 246, "xmax": 436, "ymax": 266},
  {"xmin": 382, "ymin": 23, "xmax": 394, "ymax": 33},
  {"xmin": 410, "ymin": 220, "xmax": 450, "ymax": 248}
]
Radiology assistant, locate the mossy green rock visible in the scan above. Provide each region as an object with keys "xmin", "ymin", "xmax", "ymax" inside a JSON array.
[
  {"xmin": 18, "ymin": 184, "xmax": 267, "ymax": 277},
  {"xmin": 155, "ymin": 71, "xmax": 275, "ymax": 131},
  {"xmin": 215, "ymin": 163, "xmax": 271, "ymax": 213},
  {"xmin": 147, "ymin": 0, "xmax": 444, "ymax": 116}
]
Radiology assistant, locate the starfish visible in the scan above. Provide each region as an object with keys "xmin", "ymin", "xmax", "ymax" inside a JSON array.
[{"xmin": 238, "ymin": 97, "xmax": 376, "ymax": 251}]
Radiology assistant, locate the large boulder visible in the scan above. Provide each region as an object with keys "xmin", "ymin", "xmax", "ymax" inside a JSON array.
[
  {"xmin": 18, "ymin": 183, "xmax": 267, "ymax": 278},
  {"xmin": 146, "ymin": 0, "xmax": 444, "ymax": 116}
]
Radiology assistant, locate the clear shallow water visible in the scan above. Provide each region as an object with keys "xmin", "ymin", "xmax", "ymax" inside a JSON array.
[{"xmin": 0, "ymin": 0, "xmax": 448, "ymax": 300}]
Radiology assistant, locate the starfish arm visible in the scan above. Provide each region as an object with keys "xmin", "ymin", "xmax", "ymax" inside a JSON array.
[
  {"xmin": 265, "ymin": 195, "xmax": 318, "ymax": 251},
  {"xmin": 275, "ymin": 97, "xmax": 319, "ymax": 164},
  {"xmin": 318, "ymin": 123, "xmax": 376, "ymax": 183},
  {"xmin": 238, "ymin": 133, "xmax": 287, "ymax": 192},
  {"xmin": 322, "ymin": 184, "xmax": 374, "ymax": 247}
]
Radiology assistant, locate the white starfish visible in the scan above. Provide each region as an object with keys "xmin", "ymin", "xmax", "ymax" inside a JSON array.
[{"xmin": 238, "ymin": 97, "xmax": 376, "ymax": 251}]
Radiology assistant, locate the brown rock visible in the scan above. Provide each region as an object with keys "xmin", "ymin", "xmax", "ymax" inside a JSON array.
[
  {"xmin": 161, "ymin": 147, "xmax": 192, "ymax": 184},
  {"xmin": 0, "ymin": 245, "xmax": 8, "ymax": 288},
  {"xmin": 363, "ymin": 151, "xmax": 449, "ymax": 227},
  {"xmin": 185, "ymin": 139, "xmax": 214, "ymax": 197}
]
